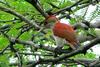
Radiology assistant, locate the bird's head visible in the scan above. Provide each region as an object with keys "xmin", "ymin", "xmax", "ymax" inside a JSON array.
[{"xmin": 45, "ymin": 15, "xmax": 58, "ymax": 28}]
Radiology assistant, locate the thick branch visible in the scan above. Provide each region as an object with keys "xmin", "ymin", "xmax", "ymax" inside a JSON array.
[{"xmin": 28, "ymin": 37, "xmax": 100, "ymax": 66}]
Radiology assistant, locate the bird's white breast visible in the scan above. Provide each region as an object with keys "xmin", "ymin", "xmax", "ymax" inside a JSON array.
[{"xmin": 53, "ymin": 35, "xmax": 66, "ymax": 48}]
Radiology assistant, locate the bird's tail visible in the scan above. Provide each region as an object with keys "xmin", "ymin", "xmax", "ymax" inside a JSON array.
[
  {"xmin": 69, "ymin": 42, "xmax": 87, "ymax": 54},
  {"xmin": 69, "ymin": 42, "xmax": 80, "ymax": 50}
]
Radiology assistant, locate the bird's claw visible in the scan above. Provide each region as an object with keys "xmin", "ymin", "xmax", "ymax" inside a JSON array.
[{"xmin": 54, "ymin": 47, "xmax": 63, "ymax": 54}]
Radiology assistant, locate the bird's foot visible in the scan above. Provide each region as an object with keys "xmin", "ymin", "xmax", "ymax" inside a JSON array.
[
  {"xmin": 82, "ymin": 50, "xmax": 87, "ymax": 55},
  {"xmin": 54, "ymin": 47, "xmax": 63, "ymax": 55},
  {"xmin": 54, "ymin": 47, "xmax": 73, "ymax": 55}
]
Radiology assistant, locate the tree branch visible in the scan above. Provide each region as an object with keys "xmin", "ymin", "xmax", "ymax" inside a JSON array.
[
  {"xmin": 0, "ymin": 6, "xmax": 40, "ymax": 29},
  {"xmin": 26, "ymin": 0, "xmax": 48, "ymax": 18},
  {"xmin": 53, "ymin": 0, "xmax": 84, "ymax": 14},
  {"xmin": 27, "ymin": 37, "xmax": 100, "ymax": 66}
]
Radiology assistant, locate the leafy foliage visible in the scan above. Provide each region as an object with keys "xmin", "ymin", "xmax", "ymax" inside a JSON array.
[{"xmin": 0, "ymin": 0, "xmax": 100, "ymax": 67}]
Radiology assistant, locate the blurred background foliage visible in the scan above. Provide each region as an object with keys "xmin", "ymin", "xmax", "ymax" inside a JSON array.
[{"xmin": 0, "ymin": 0, "xmax": 100, "ymax": 67}]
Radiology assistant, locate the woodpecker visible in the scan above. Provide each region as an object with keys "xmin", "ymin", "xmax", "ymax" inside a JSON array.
[{"xmin": 45, "ymin": 15, "xmax": 80, "ymax": 50}]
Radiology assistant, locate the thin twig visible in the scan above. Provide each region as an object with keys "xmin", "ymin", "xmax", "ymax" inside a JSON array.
[
  {"xmin": 26, "ymin": 0, "xmax": 48, "ymax": 18},
  {"xmin": 54, "ymin": 0, "xmax": 84, "ymax": 14},
  {"xmin": 16, "ymin": 52, "xmax": 23, "ymax": 67}
]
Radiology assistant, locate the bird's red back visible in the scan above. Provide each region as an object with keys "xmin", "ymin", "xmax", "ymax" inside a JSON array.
[{"xmin": 53, "ymin": 22, "xmax": 76, "ymax": 41}]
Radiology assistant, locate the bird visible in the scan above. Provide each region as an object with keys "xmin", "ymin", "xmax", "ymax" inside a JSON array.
[{"xmin": 45, "ymin": 14, "xmax": 80, "ymax": 50}]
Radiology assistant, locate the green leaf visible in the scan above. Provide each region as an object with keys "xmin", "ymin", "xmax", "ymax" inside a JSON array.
[
  {"xmin": 0, "ymin": 36, "xmax": 9, "ymax": 50},
  {"xmin": 0, "ymin": 55, "xmax": 9, "ymax": 67},
  {"xmin": 70, "ymin": 18, "xmax": 77, "ymax": 24},
  {"xmin": 59, "ymin": 0, "xmax": 73, "ymax": 8}
]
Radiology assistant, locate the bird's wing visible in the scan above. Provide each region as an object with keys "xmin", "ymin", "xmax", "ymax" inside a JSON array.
[{"xmin": 53, "ymin": 23, "xmax": 77, "ymax": 42}]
